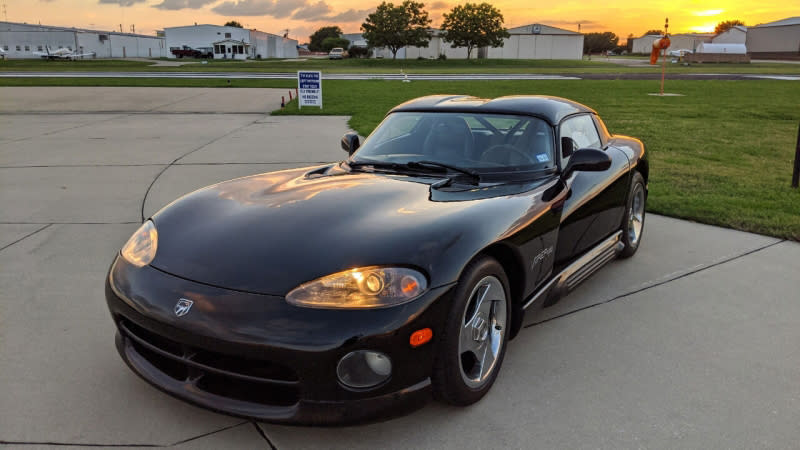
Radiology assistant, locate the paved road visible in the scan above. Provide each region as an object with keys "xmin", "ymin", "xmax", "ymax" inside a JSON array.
[
  {"xmin": 1, "ymin": 87, "xmax": 799, "ymax": 449},
  {"xmin": 1, "ymin": 71, "xmax": 799, "ymax": 81}
]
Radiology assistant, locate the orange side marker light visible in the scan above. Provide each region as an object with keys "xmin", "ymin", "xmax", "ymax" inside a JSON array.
[{"xmin": 410, "ymin": 328, "xmax": 433, "ymax": 348}]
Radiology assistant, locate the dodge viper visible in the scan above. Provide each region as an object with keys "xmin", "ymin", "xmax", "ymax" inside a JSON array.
[{"xmin": 106, "ymin": 95, "xmax": 648, "ymax": 425}]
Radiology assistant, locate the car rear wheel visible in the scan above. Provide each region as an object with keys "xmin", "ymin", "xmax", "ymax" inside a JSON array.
[
  {"xmin": 433, "ymin": 256, "xmax": 510, "ymax": 405},
  {"xmin": 619, "ymin": 171, "xmax": 646, "ymax": 258}
]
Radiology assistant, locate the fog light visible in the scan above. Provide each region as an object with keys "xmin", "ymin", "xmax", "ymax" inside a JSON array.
[{"xmin": 337, "ymin": 350, "xmax": 392, "ymax": 389}]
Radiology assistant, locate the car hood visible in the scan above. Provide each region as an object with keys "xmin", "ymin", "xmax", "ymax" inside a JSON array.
[{"xmin": 149, "ymin": 165, "xmax": 551, "ymax": 295}]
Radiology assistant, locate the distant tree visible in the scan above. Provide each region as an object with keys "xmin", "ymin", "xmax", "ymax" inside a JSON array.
[
  {"xmin": 643, "ymin": 29, "xmax": 664, "ymax": 36},
  {"xmin": 321, "ymin": 37, "xmax": 350, "ymax": 52},
  {"xmin": 309, "ymin": 26, "xmax": 343, "ymax": 52},
  {"xmin": 224, "ymin": 21, "xmax": 243, "ymax": 28},
  {"xmin": 625, "ymin": 33, "xmax": 634, "ymax": 53},
  {"xmin": 440, "ymin": 3, "xmax": 509, "ymax": 59},
  {"xmin": 361, "ymin": 1, "xmax": 432, "ymax": 60},
  {"xmin": 583, "ymin": 32, "xmax": 619, "ymax": 54},
  {"xmin": 714, "ymin": 19, "xmax": 746, "ymax": 34}
]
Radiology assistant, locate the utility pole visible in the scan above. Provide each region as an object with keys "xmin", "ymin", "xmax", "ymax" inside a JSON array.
[{"xmin": 2, "ymin": 3, "xmax": 7, "ymax": 22}]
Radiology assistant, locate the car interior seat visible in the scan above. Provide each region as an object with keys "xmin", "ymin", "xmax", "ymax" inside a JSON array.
[{"xmin": 421, "ymin": 116, "xmax": 474, "ymax": 161}]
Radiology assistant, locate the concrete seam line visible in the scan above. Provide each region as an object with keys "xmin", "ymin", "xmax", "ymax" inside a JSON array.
[
  {"xmin": 523, "ymin": 239, "xmax": 787, "ymax": 329},
  {"xmin": 0, "ymin": 421, "xmax": 250, "ymax": 448},
  {"xmin": 0, "ymin": 439, "xmax": 159, "ymax": 447},
  {"xmin": 145, "ymin": 91, "xmax": 209, "ymax": 113},
  {"xmin": 0, "ymin": 223, "xmax": 52, "ymax": 253},
  {"xmin": 0, "ymin": 221, "xmax": 140, "ymax": 225},
  {"xmin": 0, "ymin": 114, "xmax": 128, "ymax": 147},
  {"xmin": 139, "ymin": 115, "xmax": 265, "ymax": 223},
  {"xmin": 253, "ymin": 422, "xmax": 278, "ymax": 450},
  {"xmin": 167, "ymin": 421, "xmax": 250, "ymax": 447}
]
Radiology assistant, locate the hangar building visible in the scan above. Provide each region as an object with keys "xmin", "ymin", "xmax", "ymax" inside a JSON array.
[
  {"xmin": 367, "ymin": 23, "xmax": 583, "ymax": 60},
  {"xmin": 487, "ymin": 24, "xmax": 583, "ymax": 60},
  {"xmin": 746, "ymin": 17, "xmax": 800, "ymax": 59},
  {"xmin": 164, "ymin": 25, "xmax": 298, "ymax": 59},
  {"xmin": 632, "ymin": 32, "xmax": 714, "ymax": 54},
  {"xmin": 0, "ymin": 21, "xmax": 166, "ymax": 58},
  {"xmin": 712, "ymin": 25, "xmax": 747, "ymax": 44}
]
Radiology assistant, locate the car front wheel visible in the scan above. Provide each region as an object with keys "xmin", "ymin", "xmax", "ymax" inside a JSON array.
[{"xmin": 433, "ymin": 256, "xmax": 510, "ymax": 405}]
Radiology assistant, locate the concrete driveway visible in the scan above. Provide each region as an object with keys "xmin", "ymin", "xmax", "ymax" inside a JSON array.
[{"xmin": 1, "ymin": 87, "xmax": 798, "ymax": 449}]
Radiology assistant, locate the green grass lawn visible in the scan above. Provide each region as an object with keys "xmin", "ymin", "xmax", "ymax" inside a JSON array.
[
  {"xmin": 0, "ymin": 77, "xmax": 295, "ymax": 88},
  {"xmin": 2, "ymin": 57, "xmax": 799, "ymax": 74},
  {"xmin": 273, "ymin": 79, "xmax": 800, "ymax": 240}
]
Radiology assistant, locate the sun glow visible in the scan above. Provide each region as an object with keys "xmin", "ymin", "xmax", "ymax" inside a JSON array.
[
  {"xmin": 688, "ymin": 23, "xmax": 718, "ymax": 33},
  {"xmin": 693, "ymin": 9, "xmax": 724, "ymax": 16}
]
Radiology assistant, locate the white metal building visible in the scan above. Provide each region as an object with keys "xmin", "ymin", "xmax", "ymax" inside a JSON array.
[
  {"xmin": 368, "ymin": 23, "xmax": 582, "ymax": 60},
  {"xmin": 696, "ymin": 43, "xmax": 747, "ymax": 54},
  {"xmin": 632, "ymin": 33, "xmax": 713, "ymax": 54},
  {"xmin": 0, "ymin": 21, "xmax": 166, "ymax": 58},
  {"xmin": 487, "ymin": 24, "xmax": 583, "ymax": 60},
  {"xmin": 712, "ymin": 25, "xmax": 747, "ymax": 44},
  {"xmin": 164, "ymin": 25, "xmax": 298, "ymax": 59},
  {"xmin": 746, "ymin": 17, "xmax": 800, "ymax": 59}
]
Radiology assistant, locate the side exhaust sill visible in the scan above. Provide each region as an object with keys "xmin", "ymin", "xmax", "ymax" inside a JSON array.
[{"xmin": 523, "ymin": 231, "xmax": 623, "ymax": 310}]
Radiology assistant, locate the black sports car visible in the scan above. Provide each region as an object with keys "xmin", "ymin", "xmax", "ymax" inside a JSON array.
[{"xmin": 106, "ymin": 95, "xmax": 648, "ymax": 425}]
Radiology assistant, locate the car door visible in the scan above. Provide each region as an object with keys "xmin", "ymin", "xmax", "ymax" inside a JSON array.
[{"xmin": 554, "ymin": 114, "xmax": 630, "ymax": 268}]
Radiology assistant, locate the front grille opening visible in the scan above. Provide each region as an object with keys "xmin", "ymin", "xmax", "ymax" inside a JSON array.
[
  {"xmin": 197, "ymin": 373, "xmax": 299, "ymax": 406},
  {"xmin": 192, "ymin": 352, "xmax": 298, "ymax": 382},
  {"xmin": 130, "ymin": 338, "xmax": 188, "ymax": 381},
  {"xmin": 123, "ymin": 320, "xmax": 182, "ymax": 356}
]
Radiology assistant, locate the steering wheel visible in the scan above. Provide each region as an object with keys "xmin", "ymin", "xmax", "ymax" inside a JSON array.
[{"xmin": 481, "ymin": 145, "xmax": 537, "ymax": 165}]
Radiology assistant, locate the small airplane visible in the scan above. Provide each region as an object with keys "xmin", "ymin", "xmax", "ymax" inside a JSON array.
[
  {"xmin": 0, "ymin": 47, "xmax": 6, "ymax": 59},
  {"xmin": 32, "ymin": 46, "xmax": 95, "ymax": 60}
]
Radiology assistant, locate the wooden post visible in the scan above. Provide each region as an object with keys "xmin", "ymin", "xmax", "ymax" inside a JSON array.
[{"xmin": 792, "ymin": 121, "xmax": 800, "ymax": 188}]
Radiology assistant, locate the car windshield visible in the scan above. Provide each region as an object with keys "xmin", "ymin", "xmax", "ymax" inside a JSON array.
[{"xmin": 351, "ymin": 112, "xmax": 555, "ymax": 173}]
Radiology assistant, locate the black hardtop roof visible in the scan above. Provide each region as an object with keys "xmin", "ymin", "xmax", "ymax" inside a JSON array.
[{"xmin": 388, "ymin": 95, "xmax": 596, "ymax": 125}]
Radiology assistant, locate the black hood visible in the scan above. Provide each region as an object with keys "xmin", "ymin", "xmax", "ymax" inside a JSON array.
[{"xmin": 150, "ymin": 166, "xmax": 551, "ymax": 295}]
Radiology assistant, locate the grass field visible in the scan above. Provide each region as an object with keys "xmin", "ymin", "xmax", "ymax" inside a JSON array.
[
  {"xmin": 272, "ymin": 79, "xmax": 800, "ymax": 240},
  {"xmin": 2, "ymin": 57, "xmax": 799, "ymax": 74},
  {"xmin": 0, "ymin": 77, "xmax": 295, "ymax": 88}
]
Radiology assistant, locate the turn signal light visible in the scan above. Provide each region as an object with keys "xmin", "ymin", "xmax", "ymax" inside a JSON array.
[{"xmin": 410, "ymin": 328, "xmax": 433, "ymax": 348}]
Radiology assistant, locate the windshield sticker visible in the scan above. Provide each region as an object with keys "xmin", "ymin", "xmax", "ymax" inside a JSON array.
[{"xmin": 536, "ymin": 154, "xmax": 550, "ymax": 163}]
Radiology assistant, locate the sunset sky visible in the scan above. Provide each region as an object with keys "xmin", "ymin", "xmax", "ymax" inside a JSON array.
[{"xmin": 4, "ymin": 0, "xmax": 793, "ymax": 44}]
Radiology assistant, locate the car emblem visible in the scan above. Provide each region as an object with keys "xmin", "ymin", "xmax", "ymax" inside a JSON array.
[{"xmin": 174, "ymin": 298, "xmax": 194, "ymax": 317}]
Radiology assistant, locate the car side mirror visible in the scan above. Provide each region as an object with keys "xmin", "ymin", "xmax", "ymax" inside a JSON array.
[
  {"xmin": 560, "ymin": 137, "xmax": 575, "ymax": 158},
  {"xmin": 562, "ymin": 148, "xmax": 611, "ymax": 179},
  {"xmin": 341, "ymin": 132, "xmax": 360, "ymax": 155}
]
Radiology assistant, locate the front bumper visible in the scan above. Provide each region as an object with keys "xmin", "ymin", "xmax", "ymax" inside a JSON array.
[{"xmin": 106, "ymin": 256, "xmax": 454, "ymax": 425}]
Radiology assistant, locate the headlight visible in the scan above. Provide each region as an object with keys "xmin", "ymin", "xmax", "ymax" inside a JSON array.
[
  {"xmin": 286, "ymin": 266, "xmax": 428, "ymax": 309},
  {"xmin": 120, "ymin": 220, "xmax": 158, "ymax": 267}
]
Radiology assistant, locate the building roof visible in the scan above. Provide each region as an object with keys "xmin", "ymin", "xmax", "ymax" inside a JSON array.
[
  {"xmin": 389, "ymin": 95, "xmax": 595, "ymax": 125},
  {"xmin": 0, "ymin": 20, "xmax": 161, "ymax": 39},
  {"xmin": 508, "ymin": 23, "xmax": 581, "ymax": 35},
  {"xmin": 753, "ymin": 17, "xmax": 800, "ymax": 28}
]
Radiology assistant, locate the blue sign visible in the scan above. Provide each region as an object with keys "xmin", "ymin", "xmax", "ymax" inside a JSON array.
[{"xmin": 298, "ymin": 71, "xmax": 322, "ymax": 108}]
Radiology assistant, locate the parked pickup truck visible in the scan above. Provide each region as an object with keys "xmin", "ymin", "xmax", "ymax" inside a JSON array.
[{"xmin": 170, "ymin": 46, "xmax": 212, "ymax": 59}]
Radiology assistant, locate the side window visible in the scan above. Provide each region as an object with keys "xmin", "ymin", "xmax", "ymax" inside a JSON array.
[{"xmin": 559, "ymin": 115, "xmax": 602, "ymax": 166}]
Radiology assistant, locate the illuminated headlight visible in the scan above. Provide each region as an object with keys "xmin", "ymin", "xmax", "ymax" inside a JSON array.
[
  {"xmin": 120, "ymin": 220, "xmax": 158, "ymax": 267},
  {"xmin": 286, "ymin": 266, "xmax": 427, "ymax": 309}
]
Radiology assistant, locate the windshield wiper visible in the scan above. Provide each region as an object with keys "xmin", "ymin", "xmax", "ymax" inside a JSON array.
[
  {"xmin": 345, "ymin": 159, "xmax": 480, "ymax": 186},
  {"xmin": 407, "ymin": 160, "xmax": 481, "ymax": 185}
]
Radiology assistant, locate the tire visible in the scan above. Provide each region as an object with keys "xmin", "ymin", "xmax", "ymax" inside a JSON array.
[
  {"xmin": 432, "ymin": 256, "xmax": 510, "ymax": 406},
  {"xmin": 619, "ymin": 171, "xmax": 646, "ymax": 258}
]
